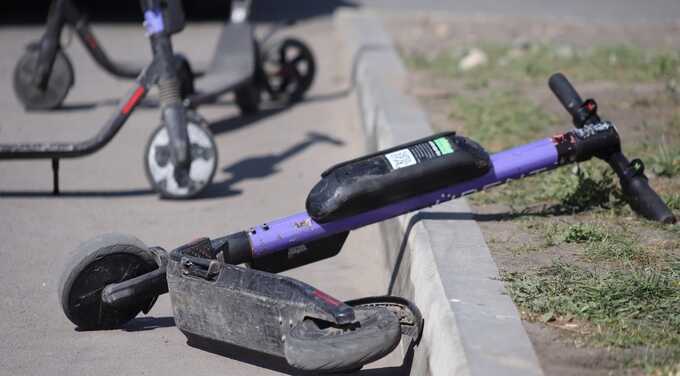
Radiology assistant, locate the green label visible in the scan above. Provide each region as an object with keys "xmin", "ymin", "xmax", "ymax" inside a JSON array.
[{"xmin": 434, "ymin": 137, "xmax": 454, "ymax": 155}]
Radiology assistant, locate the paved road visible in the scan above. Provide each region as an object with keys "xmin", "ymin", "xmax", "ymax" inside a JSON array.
[{"xmin": 0, "ymin": 19, "xmax": 406, "ymax": 376}]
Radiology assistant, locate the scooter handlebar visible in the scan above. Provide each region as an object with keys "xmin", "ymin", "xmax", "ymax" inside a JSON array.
[
  {"xmin": 607, "ymin": 153, "xmax": 676, "ymax": 224},
  {"xmin": 549, "ymin": 73, "xmax": 675, "ymax": 223},
  {"xmin": 549, "ymin": 73, "xmax": 584, "ymax": 118}
]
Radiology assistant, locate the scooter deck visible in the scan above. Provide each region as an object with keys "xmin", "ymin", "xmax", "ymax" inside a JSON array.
[{"xmin": 192, "ymin": 22, "xmax": 255, "ymax": 103}]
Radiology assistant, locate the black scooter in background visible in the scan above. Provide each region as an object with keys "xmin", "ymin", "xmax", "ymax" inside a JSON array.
[
  {"xmin": 13, "ymin": 0, "xmax": 316, "ymax": 114},
  {"xmin": 2, "ymin": 0, "xmax": 219, "ymax": 199}
]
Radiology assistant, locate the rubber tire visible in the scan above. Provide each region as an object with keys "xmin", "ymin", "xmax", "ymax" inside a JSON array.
[
  {"xmin": 234, "ymin": 83, "xmax": 261, "ymax": 115},
  {"xmin": 59, "ymin": 233, "xmax": 158, "ymax": 330},
  {"xmin": 144, "ymin": 116, "xmax": 218, "ymax": 199},
  {"xmin": 284, "ymin": 307, "xmax": 401, "ymax": 372},
  {"xmin": 13, "ymin": 46, "xmax": 74, "ymax": 110},
  {"xmin": 265, "ymin": 38, "xmax": 316, "ymax": 103}
]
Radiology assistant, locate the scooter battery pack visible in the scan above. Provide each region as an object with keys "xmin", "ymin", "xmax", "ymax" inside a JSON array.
[{"xmin": 306, "ymin": 132, "xmax": 491, "ymax": 223}]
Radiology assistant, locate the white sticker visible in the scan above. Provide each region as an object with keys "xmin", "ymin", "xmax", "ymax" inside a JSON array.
[{"xmin": 385, "ymin": 149, "xmax": 417, "ymax": 170}]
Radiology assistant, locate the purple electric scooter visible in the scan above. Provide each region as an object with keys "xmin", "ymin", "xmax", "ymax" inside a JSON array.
[{"xmin": 59, "ymin": 73, "xmax": 676, "ymax": 373}]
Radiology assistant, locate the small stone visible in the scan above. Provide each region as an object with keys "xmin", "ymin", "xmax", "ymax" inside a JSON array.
[
  {"xmin": 555, "ymin": 45, "xmax": 574, "ymax": 59},
  {"xmin": 459, "ymin": 48, "xmax": 488, "ymax": 71},
  {"xmin": 433, "ymin": 23, "xmax": 449, "ymax": 38}
]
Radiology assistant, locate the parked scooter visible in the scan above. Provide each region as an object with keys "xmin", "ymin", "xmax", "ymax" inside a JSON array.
[
  {"xmin": 12, "ymin": 0, "xmax": 315, "ymax": 114},
  {"xmin": 2, "ymin": 0, "xmax": 218, "ymax": 199},
  {"xmin": 59, "ymin": 73, "xmax": 675, "ymax": 372}
]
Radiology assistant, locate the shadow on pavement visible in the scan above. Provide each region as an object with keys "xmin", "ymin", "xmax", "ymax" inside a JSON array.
[
  {"xmin": 0, "ymin": 188, "xmax": 155, "ymax": 198},
  {"xmin": 200, "ymin": 131, "xmax": 344, "ymax": 199},
  {"xmin": 185, "ymin": 332, "xmax": 413, "ymax": 375},
  {"xmin": 122, "ymin": 316, "xmax": 176, "ymax": 332},
  {"xmin": 208, "ymin": 106, "xmax": 289, "ymax": 136}
]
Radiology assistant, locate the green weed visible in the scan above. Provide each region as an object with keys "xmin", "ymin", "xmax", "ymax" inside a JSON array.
[
  {"xmin": 563, "ymin": 223, "xmax": 606, "ymax": 243},
  {"xmin": 407, "ymin": 43, "xmax": 680, "ymax": 84},
  {"xmin": 504, "ymin": 262, "xmax": 680, "ymax": 364},
  {"xmin": 451, "ymin": 91, "xmax": 556, "ymax": 151},
  {"xmin": 650, "ymin": 138, "xmax": 680, "ymax": 178}
]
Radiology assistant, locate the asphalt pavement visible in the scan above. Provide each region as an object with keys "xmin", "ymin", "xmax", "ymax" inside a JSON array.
[{"xmin": 0, "ymin": 19, "xmax": 404, "ymax": 376}]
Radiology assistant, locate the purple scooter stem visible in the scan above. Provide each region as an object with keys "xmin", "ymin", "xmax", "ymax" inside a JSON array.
[{"xmin": 248, "ymin": 138, "xmax": 559, "ymax": 257}]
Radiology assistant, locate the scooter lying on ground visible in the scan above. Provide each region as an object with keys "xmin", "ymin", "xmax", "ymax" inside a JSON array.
[
  {"xmin": 2, "ymin": 0, "xmax": 218, "ymax": 199},
  {"xmin": 59, "ymin": 73, "xmax": 675, "ymax": 373},
  {"xmin": 13, "ymin": 0, "xmax": 315, "ymax": 114}
]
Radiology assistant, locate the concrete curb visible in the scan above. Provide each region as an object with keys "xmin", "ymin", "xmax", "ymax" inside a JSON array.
[{"xmin": 335, "ymin": 10, "xmax": 544, "ymax": 376}]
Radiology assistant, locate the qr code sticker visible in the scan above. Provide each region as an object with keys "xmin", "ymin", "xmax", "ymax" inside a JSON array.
[{"xmin": 385, "ymin": 149, "xmax": 417, "ymax": 170}]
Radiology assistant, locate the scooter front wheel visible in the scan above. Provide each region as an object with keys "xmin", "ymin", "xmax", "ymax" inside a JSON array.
[
  {"xmin": 144, "ymin": 114, "xmax": 218, "ymax": 199},
  {"xmin": 59, "ymin": 233, "xmax": 159, "ymax": 330},
  {"xmin": 13, "ymin": 44, "xmax": 74, "ymax": 110},
  {"xmin": 284, "ymin": 306, "xmax": 401, "ymax": 372}
]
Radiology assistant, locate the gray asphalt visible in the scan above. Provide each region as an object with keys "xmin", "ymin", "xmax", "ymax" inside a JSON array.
[{"xmin": 0, "ymin": 20, "xmax": 404, "ymax": 376}]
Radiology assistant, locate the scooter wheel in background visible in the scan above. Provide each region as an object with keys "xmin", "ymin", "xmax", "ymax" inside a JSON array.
[
  {"xmin": 284, "ymin": 306, "xmax": 401, "ymax": 372},
  {"xmin": 264, "ymin": 38, "xmax": 316, "ymax": 103},
  {"xmin": 144, "ymin": 114, "xmax": 218, "ymax": 199},
  {"xmin": 234, "ymin": 83, "xmax": 262, "ymax": 115},
  {"xmin": 13, "ymin": 45, "xmax": 74, "ymax": 110},
  {"xmin": 59, "ymin": 233, "xmax": 158, "ymax": 330}
]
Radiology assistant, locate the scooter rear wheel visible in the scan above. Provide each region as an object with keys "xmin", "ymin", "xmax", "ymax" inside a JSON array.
[
  {"xmin": 59, "ymin": 233, "xmax": 158, "ymax": 330},
  {"xmin": 13, "ymin": 45, "xmax": 74, "ymax": 110},
  {"xmin": 144, "ymin": 115, "xmax": 218, "ymax": 199},
  {"xmin": 284, "ymin": 306, "xmax": 401, "ymax": 372},
  {"xmin": 264, "ymin": 38, "xmax": 316, "ymax": 103}
]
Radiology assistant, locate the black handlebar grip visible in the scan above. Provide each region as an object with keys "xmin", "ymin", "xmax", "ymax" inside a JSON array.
[
  {"xmin": 622, "ymin": 175, "xmax": 676, "ymax": 224},
  {"xmin": 549, "ymin": 73, "xmax": 584, "ymax": 119},
  {"xmin": 608, "ymin": 153, "xmax": 676, "ymax": 224}
]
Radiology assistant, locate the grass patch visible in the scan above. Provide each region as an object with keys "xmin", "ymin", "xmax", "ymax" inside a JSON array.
[
  {"xmin": 450, "ymin": 91, "xmax": 556, "ymax": 151},
  {"xmin": 406, "ymin": 43, "xmax": 680, "ymax": 85},
  {"xmin": 504, "ymin": 262, "xmax": 680, "ymax": 367},
  {"xmin": 563, "ymin": 223, "xmax": 607, "ymax": 243},
  {"xmin": 472, "ymin": 162, "xmax": 624, "ymax": 215},
  {"xmin": 649, "ymin": 137, "xmax": 680, "ymax": 178},
  {"xmin": 666, "ymin": 193, "xmax": 680, "ymax": 211},
  {"xmin": 549, "ymin": 223, "xmax": 649, "ymax": 263}
]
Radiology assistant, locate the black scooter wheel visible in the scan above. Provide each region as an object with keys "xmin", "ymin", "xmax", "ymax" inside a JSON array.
[
  {"xmin": 144, "ymin": 115, "xmax": 218, "ymax": 199},
  {"xmin": 13, "ymin": 45, "xmax": 74, "ymax": 110},
  {"xmin": 284, "ymin": 307, "xmax": 401, "ymax": 372},
  {"xmin": 59, "ymin": 233, "xmax": 158, "ymax": 330},
  {"xmin": 264, "ymin": 38, "xmax": 316, "ymax": 103}
]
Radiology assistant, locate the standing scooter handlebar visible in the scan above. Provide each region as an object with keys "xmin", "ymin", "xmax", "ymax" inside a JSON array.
[{"xmin": 549, "ymin": 73, "xmax": 676, "ymax": 223}]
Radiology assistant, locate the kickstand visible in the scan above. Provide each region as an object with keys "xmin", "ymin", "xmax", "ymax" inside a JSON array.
[{"xmin": 51, "ymin": 158, "xmax": 60, "ymax": 195}]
